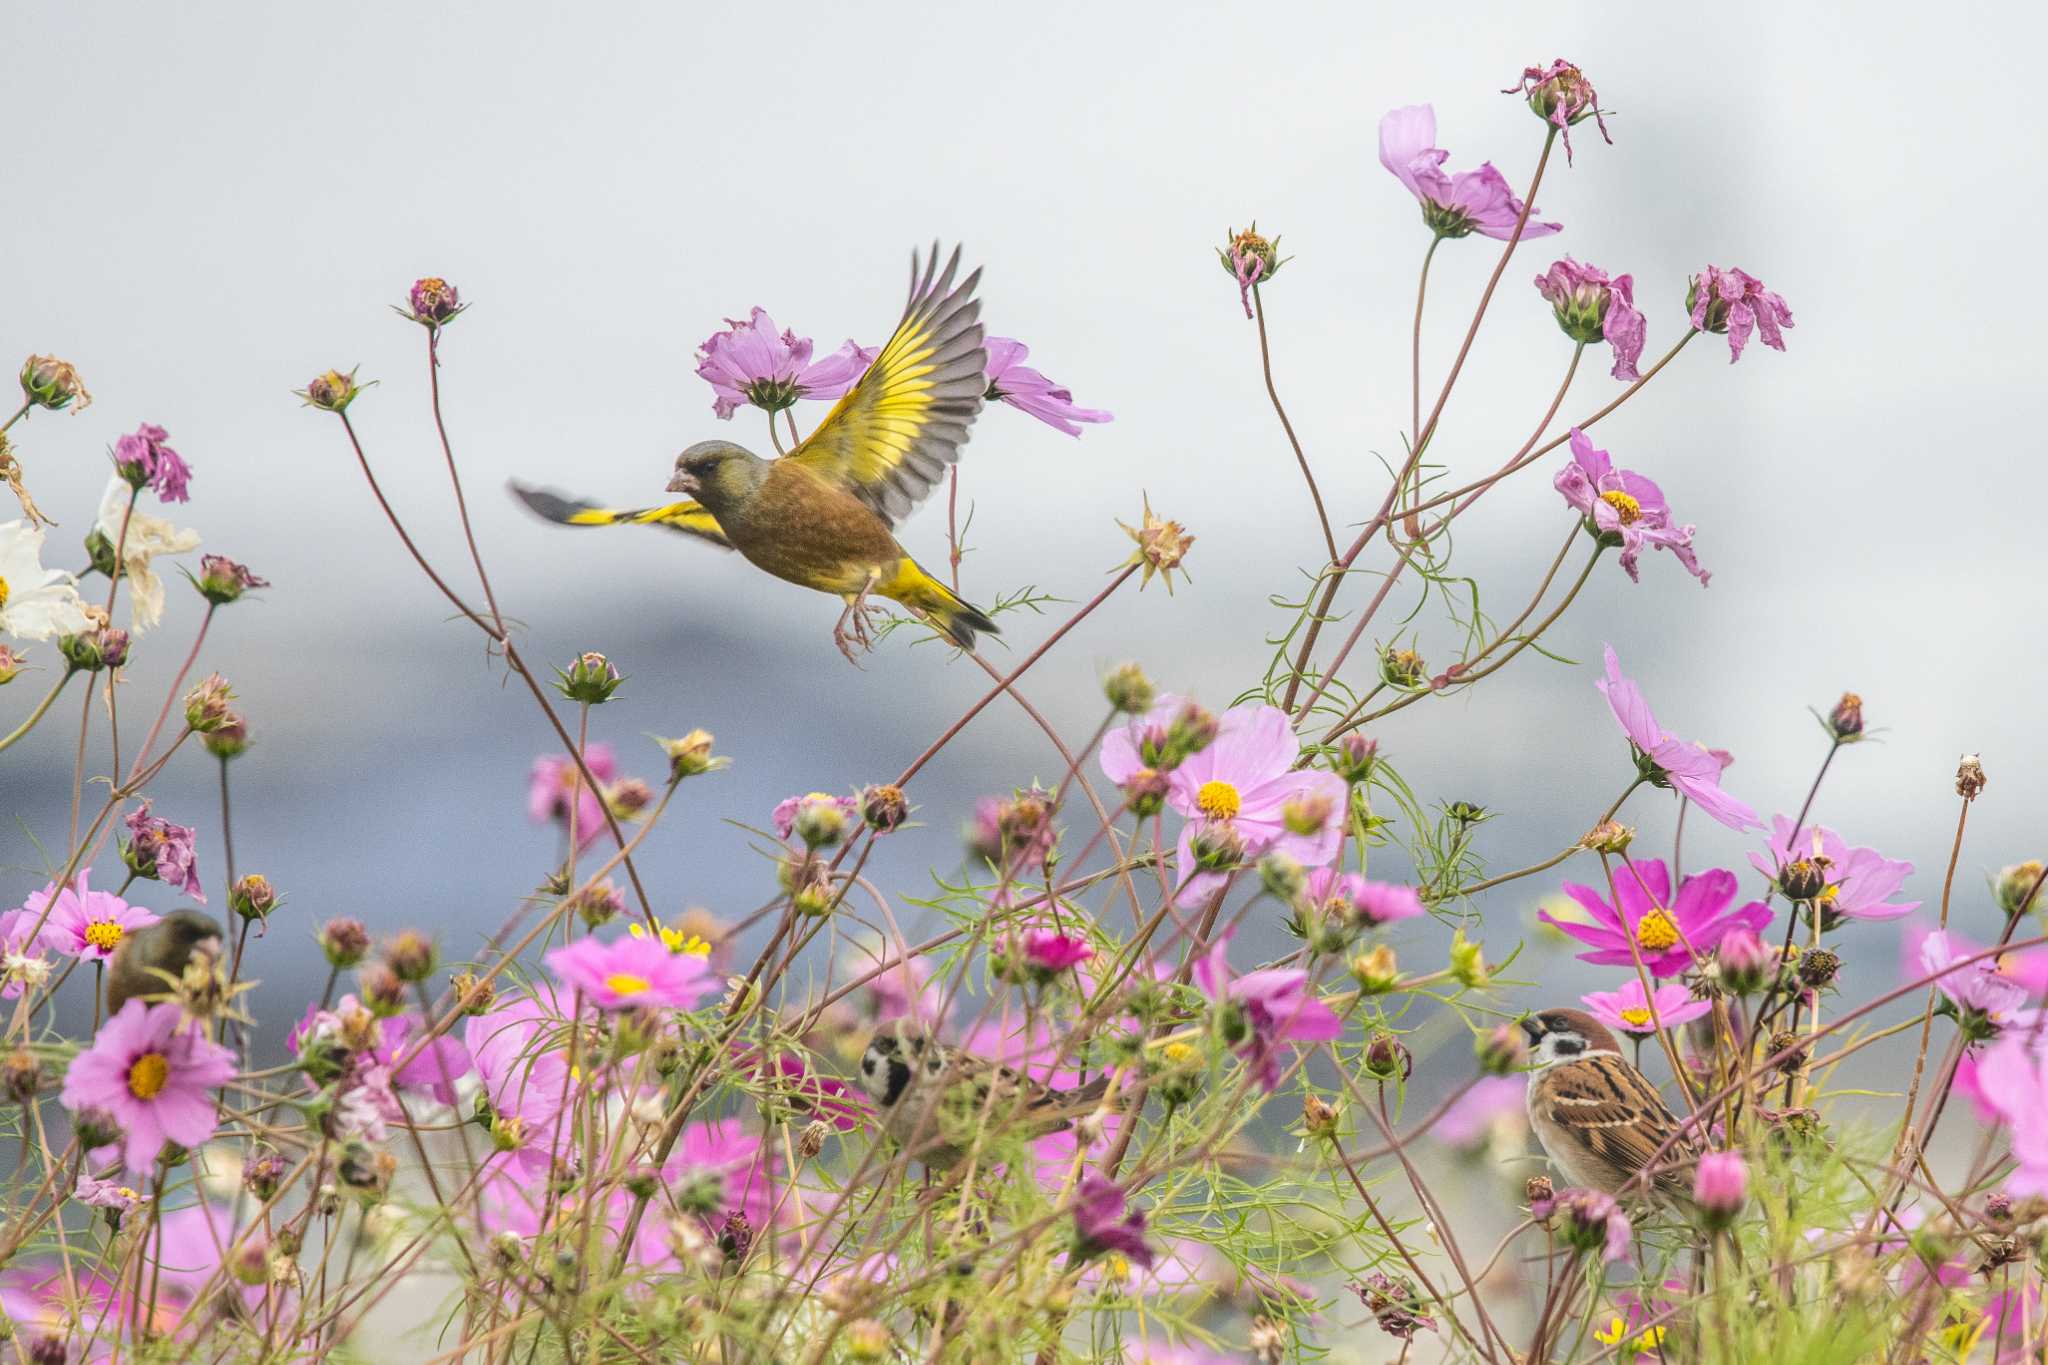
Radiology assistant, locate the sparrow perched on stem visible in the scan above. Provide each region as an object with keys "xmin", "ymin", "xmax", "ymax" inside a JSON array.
[
  {"xmin": 1522, "ymin": 1007, "xmax": 1700, "ymax": 1206},
  {"xmin": 513, "ymin": 245, "xmax": 999, "ymax": 663},
  {"xmin": 856, "ymin": 1019, "xmax": 1109, "ymax": 1169},
  {"xmin": 106, "ymin": 910, "xmax": 225, "ymax": 1015}
]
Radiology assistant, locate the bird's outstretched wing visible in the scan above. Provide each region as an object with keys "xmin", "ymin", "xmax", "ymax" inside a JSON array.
[
  {"xmin": 786, "ymin": 244, "xmax": 986, "ymax": 527},
  {"xmin": 510, "ymin": 482, "xmax": 732, "ymax": 549}
]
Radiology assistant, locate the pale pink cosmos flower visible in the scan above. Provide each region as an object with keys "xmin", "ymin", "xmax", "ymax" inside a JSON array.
[
  {"xmin": 1533, "ymin": 258, "xmax": 1646, "ymax": 381},
  {"xmin": 1378, "ymin": 105, "xmax": 1561, "ymax": 242},
  {"xmin": 1533, "ymin": 1186, "xmax": 1632, "ymax": 1262},
  {"xmin": 466, "ymin": 996, "xmax": 572, "ymax": 1128},
  {"xmin": 1195, "ymin": 935, "xmax": 1343, "ymax": 1092},
  {"xmin": 1595, "ymin": 648, "xmax": 1758, "ymax": 830},
  {"xmin": 695, "ymin": 308, "xmax": 874, "ymax": 419},
  {"xmin": 1689, "ymin": 266, "xmax": 1793, "ymax": 364},
  {"xmin": 1554, "ymin": 431, "xmax": 1707, "ymax": 585},
  {"xmin": 1749, "ymin": 815, "xmax": 1919, "ymax": 923},
  {"xmin": 25, "ymin": 870, "xmax": 158, "ymax": 963},
  {"xmin": 1581, "ymin": 978, "xmax": 1711, "ymax": 1038},
  {"xmin": 1921, "ymin": 930, "xmax": 2041, "ymax": 1038},
  {"xmin": 59, "ymin": 1001, "xmax": 235, "ymax": 1173},
  {"xmin": 546, "ymin": 933, "xmax": 717, "ymax": 1011},
  {"xmin": 1303, "ymin": 868, "xmax": 1425, "ymax": 928},
  {"xmin": 984, "ymin": 338, "xmax": 1112, "ymax": 436},
  {"xmin": 1972, "ymin": 1033, "xmax": 2048, "ymax": 1196},
  {"xmin": 528, "ymin": 742, "xmax": 619, "ymax": 852}
]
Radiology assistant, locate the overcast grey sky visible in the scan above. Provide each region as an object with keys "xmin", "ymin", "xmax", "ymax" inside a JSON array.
[{"xmin": 6, "ymin": 3, "xmax": 2045, "ymax": 1043}]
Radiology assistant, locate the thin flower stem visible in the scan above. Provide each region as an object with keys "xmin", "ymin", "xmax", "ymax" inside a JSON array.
[
  {"xmin": 1411, "ymin": 235, "xmax": 1442, "ymax": 460},
  {"xmin": 127, "ymin": 602, "xmax": 214, "ymax": 784},
  {"xmin": 0, "ymin": 398, "xmax": 30, "ymax": 434},
  {"xmin": 425, "ymin": 329, "xmax": 509, "ymax": 637},
  {"xmin": 69, "ymin": 663, "xmax": 91, "ymax": 849},
  {"xmin": 1252, "ymin": 284, "xmax": 1338, "ymax": 564},
  {"xmin": 946, "ymin": 466, "xmax": 963, "ymax": 592},
  {"xmin": 0, "ymin": 667, "xmax": 74, "ymax": 754}
]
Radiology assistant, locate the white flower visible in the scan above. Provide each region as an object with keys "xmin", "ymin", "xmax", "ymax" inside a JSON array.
[
  {"xmin": 94, "ymin": 477, "xmax": 200, "ymax": 633},
  {"xmin": 0, "ymin": 519, "xmax": 90, "ymax": 642}
]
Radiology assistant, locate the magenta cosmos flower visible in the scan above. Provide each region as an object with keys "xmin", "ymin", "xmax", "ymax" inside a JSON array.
[
  {"xmin": 1973, "ymin": 1034, "xmax": 2048, "ymax": 1196},
  {"xmin": 1748, "ymin": 815, "xmax": 1919, "ymax": 923},
  {"xmin": 1581, "ymin": 978, "xmax": 1711, "ymax": 1038},
  {"xmin": 1071, "ymin": 1171, "xmax": 1153, "ymax": 1269},
  {"xmin": 695, "ymin": 308, "xmax": 874, "ymax": 419},
  {"xmin": 528, "ymin": 742, "xmax": 618, "ymax": 852},
  {"xmin": 1541, "ymin": 858, "xmax": 1769, "ymax": 977},
  {"xmin": 24, "ymin": 870, "xmax": 158, "ymax": 963},
  {"xmin": 546, "ymin": 933, "xmax": 717, "ymax": 1011},
  {"xmin": 1555, "ymin": 431, "xmax": 1707, "ymax": 585},
  {"xmin": 1303, "ymin": 868, "xmax": 1425, "ymax": 929},
  {"xmin": 1195, "ymin": 935, "xmax": 1344, "ymax": 1092},
  {"xmin": 1378, "ymin": 105, "xmax": 1561, "ymax": 242},
  {"xmin": 1596, "ymin": 648, "xmax": 1757, "ymax": 830},
  {"xmin": 123, "ymin": 801, "xmax": 204, "ymax": 900},
  {"xmin": 1692, "ymin": 1150, "xmax": 1748, "ymax": 1221},
  {"xmin": 1534, "ymin": 258, "xmax": 1645, "ymax": 381},
  {"xmin": 1688, "ymin": 266, "xmax": 1793, "ymax": 364},
  {"xmin": 111, "ymin": 423, "xmax": 193, "ymax": 503},
  {"xmin": 1021, "ymin": 927, "xmax": 1093, "ymax": 974},
  {"xmin": 985, "ymin": 338, "xmax": 1112, "ymax": 437},
  {"xmin": 60, "ymin": 1000, "xmax": 235, "ymax": 1173},
  {"xmin": 1101, "ymin": 696, "xmax": 1346, "ymax": 902}
]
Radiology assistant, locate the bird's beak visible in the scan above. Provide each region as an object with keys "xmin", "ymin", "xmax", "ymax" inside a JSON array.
[
  {"xmin": 666, "ymin": 470, "xmax": 698, "ymax": 496},
  {"xmin": 1518, "ymin": 1017, "xmax": 1545, "ymax": 1045}
]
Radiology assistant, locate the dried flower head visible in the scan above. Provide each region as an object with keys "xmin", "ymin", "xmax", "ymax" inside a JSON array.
[
  {"xmin": 1217, "ymin": 223, "xmax": 1288, "ymax": 318},
  {"xmin": 402, "ymin": 276, "xmax": 466, "ymax": 327},
  {"xmin": 19, "ymin": 355, "xmax": 91, "ymax": 413},
  {"xmin": 296, "ymin": 367, "xmax": 370, "ymax": 414},
  {"xmin": 1957, "ymin": 753, "xmax": 1987, "ymax": 799}
]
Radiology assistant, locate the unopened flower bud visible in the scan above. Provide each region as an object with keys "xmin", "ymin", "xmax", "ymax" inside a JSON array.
[
  {"xmin": 182, "ymin": 673, "xmax": 235, "ymax": 733},
  {"xmin": 1476, "ymin": 1024, "xmax": 1526, "ymax": 1076},
  {"xmin": 1381, "ymin": 645, "xmax": 1427, "ymax": 689},
  {"xmin": 1581, "ymin": 820, "xmax": 1634, "ymax": 855},
  {"xmin": 74, "ymin": 1107, "xmax": 121, "ymax": 1150},
  {"xmin": 1350, "ymin": 943, "xmax": 1400, "ymax": 994},
  {"xmin": 1102, "ymin": 662, "xmax": 1155, "ymax": 715},
  {"xmin": 845, "ymin": 1319, "xmax": 892, "ymax": 1361},
  {"xmin": 1716, "ymin": 927, "xmax": 1771, "ymax": 995},
  {"xmin": 1777, "ymin": 857, "xmax": 1827, "ymax": 901},
  {"xmin": 382, "ymin": 929, "xmax": 438, "ymax": 983},
  {"xmin": 1188, "ymin": 822, "xmax": 1246, "ymax": 874},
  {"xmin": 794, "ymin": 795, "xmax": 849, "ymax": 850},
  {"xmin": 1122, "ymin": 767, "xmax": 1170, "ymax": 818},
  {"xmin": 297, "ymin": 367, "xmax": 367, "ymax": 413},
  {"xmin": 320, "ymin": 917, "xmax": 370, "ymax": 968},
  {"xmin": 19, "ymin": 355, "xmax": 90, "ymax": 413},
  {"xmin": 1692, "ymin": 1150, "xmax": 1748, "ymax": 1229},
  {"xmin": 1449, "ymin": 928, "xmax": 1489, "ymax": 989},
  {"xmin": 1767, "ymin": 1030, "xmax": 1807, "ymax": 1076},
  {"xmin": 405, "ymin": 277, "xmax": 465, "ymax": 326},
  {"xmin": 1161, "ymin": 701, "xmax": 1218, "ymax": 767},
  {"xmin": 1828, "ymin": 692, "xmax": 1865, "ymax": 741},
  {"xmin": 2, "ymin": 1049, "xmax": 42, "ymax": 1104},
  {"xmin": 1957, "ymin": 754, "xmax": 1987, "ymax": 799},
  {"xmin": 194, "ymin": 554, "xmax": 268, "ymax": 606},
  {"xmin": 554, "ymin": 651, "xmax": 624, "ymax": 704},
  {"xmin": 606, "ymin": 778, "xmax": 654, "ymax": 821},
  {"xmin": 243, "ymin": 1149, "xmax": 288, "ymax": 1200},
  {"xmin": 798, "ymin": 1119, "xmax": 830, "ymax": 1159},
  {"xmin": 659, "ymin": 729, "xmax": 728, "ymax": 780},
  {"xmin": 1996, "ymin": 862, "xmax": 2046, "ymax": 918},
  {"xmin": 1301, "ymin": 1091, "xmax": 1339, "ymax": 1139},
  {"xmin": 1526, "ymin": 1175, "xmax": 1555, "ymax": 1209},
  {"xmin": 229, "ymin": 873, "xmax": 277, "ymax": 921},
  {"xmin": 717, "ymin": 1211, "xmax": 753, "ymax": 1263},
  {"xmin": 1259, "ymin": 852, "xmax": 1306, "ymax": 901},
  {"xmin": 1331, "ymin": 733, "xmax": 1378, "ymax": 784},
  {"xmin": 1986, "ymin": 1192, "xmax": 2015, "ymax": 1227},
  {"xmin": 1364, "ymin": 1031, "xmax": 1412, "ymax": 1081},
  {"xmin": 1152, "ymin": 1040, "xmax": 1204, "ymax": 1107},
  {"xmin": 358, "ymin": 962, "xmax": 407, "ymax": 1015},
  {"xmin": 230, "ymin": 1235, "xmax": 271, "ymax": 1285},
  {"xmin": 566, "ymin": 879, "xmax": 625, "ymax": 929},
  {"xmin": 1281, "ymin": 790, "xmax": 1335, "ymax": 838},
  {"xmin": 0, "ymin": 644, "xmax": 24, "ymax": 686},
  {"xmin": 860, "ymin": 783, "xmax": 908, "ymax": 833},
  {"xmin": 1796, "ymin": 947, "xmax": 1841, "ymax": 991},
  {"xmin": 203, "ymin": 712, "xmax": 249, "ymax": 759}
]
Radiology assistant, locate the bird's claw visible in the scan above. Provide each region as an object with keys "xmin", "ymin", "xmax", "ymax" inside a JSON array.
[{"xmin": 832, "ymin": 584, "xmax": 887, "ymax": 666}]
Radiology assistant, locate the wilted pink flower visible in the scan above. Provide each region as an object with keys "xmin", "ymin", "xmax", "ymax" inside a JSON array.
[
  {"xmin": 546, "ymin": 933, "xmax": 717, "ymax": 1011},
  {"xmin": 772, "ymin": 791, "xmax": 858, "ymax": 848},
  {"xmin": 1582, "ymin": 978, "xmax": 1711, "ymax": 1038},
  {"xmin": 73, "ymin": 1174, "xmax": 144, "ymax": 1218},
  {"xmin": 406, "ymin": 276, "xmax": 464, "ymax": 326},
  {"xmin": 1195, "ymin": 935, "xmax": 1344, "ymax": 1092},
  {"xmin": 1541, "ymin": 858, "xmax": 1769, "ymax": 977},
  {"xmin": 1534, "ymin": 1186, "xmax": 1632, "ymax": 1262},
  {"xmin": 1102, "ymin": 696, "xmax": 1345, "ymax": 902},
  {"xmin": 1303, "ymin": 868, "xmax": 1425, "ymax": 928},
  {"xmin": 528, "ymin": 742, "xmax": 617, "ymax": 852},
  {"xmin": 1378, "ymin": 105, "xmax": 1561, "ymax": 242},
  {"xmin": 1595, "ymin": 648, "xmax": 1757, "ymax": 830},
  {"xmin": 1354, "ymin": 1270, "xmax": 1438, "ymax": 1341},
  {"xmin": 1021, "ymin": 928, "xmax": 1094, "ymax": 975},
  {"xmin": 59, "ymin": 1001, "xmax": 235, "ymax": 1173},
  {"xmin": 1688, "ymin": 266, "xmax": 1793, "ymax": 363},
  {"xmin": 1534, "ymin": 258, "xmax": 1645, "ymax": 381},
  {"xmin": 984, "ymin": 338, "xmax": 1112, "ymax": 436},
  {"xmin": 110, "ymin": 423, "xmax": 193, "ymax": 503},
  {"xmin": 123, "ymin": 801, "xmax": 205, "ymax": 900},
  {"xmin": 695, "ymin": 308, "xmax": 874, "ymax": 419},
  {"xmin": 25, "ymin": 870, "xmax": 158, "ymax": 962},
  {"xmin": 1692, "ymin": 1150, "xmax": 1748, "ymax": 1223},
  {"xmin": 1554, "ymin": 431, "xmax": 1707, "ymax": 585},
  {"xmin": 1749, "ymin": 815, "xmax": 1919, "ymax": 923},
  {"xmin": 1504, "ymin": 59, "xmax": 1611, "ymax": 163},
  {"xmin": 194, "ymin": 553, "xmax": 269, "ymax": 605},
  {"xmin": 1072, "ymin": 1171, "xmax": 1152, "ymax": 1269}
]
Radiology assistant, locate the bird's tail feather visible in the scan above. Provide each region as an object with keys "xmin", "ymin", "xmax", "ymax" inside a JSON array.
[
  {"xmin": 508, "ymin": 481, "xmax": 732, "ymax": 548},
  {"xmin": 885, "ymin": 561, "xmax": 999, "ymax": 650}
]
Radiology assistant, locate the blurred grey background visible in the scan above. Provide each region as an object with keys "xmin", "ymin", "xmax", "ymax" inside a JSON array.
[{"xmin": 5, "ymin": 3, "xmax": 2043, "ymax": 1074}]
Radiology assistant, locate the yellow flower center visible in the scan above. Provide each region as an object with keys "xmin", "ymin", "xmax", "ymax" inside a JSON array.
[
  {"xmin": 630, "ymin": 924, "xmax": 713, "ymax": 957},
  {"xmin": 1103, "ymin": 1252, "xmax": 1131, "ymax": 1284},
  {"xmin": 1162, "ymin": 1042, "xmax": 1196, "ymax": 1065},
  {"xmin": 84, "ymin": 920, "xmax": 124, "ymax": 953},
  {"xmin": 116, "ymin": 1186, "xmax": 140, "ymax": 1202},
  {"xmin": 1635, "ymin": 907, "xmax": 1679, "ymax": 952},
  {"xmin": 604, "ymin": 972, "xmax": 650, "ymax": 998},
  {"xmin": 1195, "ymin": 780, "xmax": 1242, "ymax": 820},
  {"xmin": 1815, "ymin": 884, "xmax": 1838, "ymax": 906},
  {"xmin": 1599, "ymin": 490, "xmax": 1641, "ymax": 525},
  {"xmin": 1619, "ymin": 1006, "xmax": 1654, "ymax": 1028},
  {"xmin": 0, "ymin": 575, "xmax": 10, "ymax": 610},
  {"xmin": 127, "ymin": 1051, "xmax": 170, "ymax": 1100}
]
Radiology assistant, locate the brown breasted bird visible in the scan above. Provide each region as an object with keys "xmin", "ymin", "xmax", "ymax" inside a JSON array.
[
  {"xmin": 106, "ymin": 909, "xmax": 225, "ymax": 1014},
  {"xmin": 512, "ymin": 245, "xmax": 998, "ymax": 663},
  {"xmin": 1522, "ymin": 1007, "xmax": 1701, "ymax": 1207}
]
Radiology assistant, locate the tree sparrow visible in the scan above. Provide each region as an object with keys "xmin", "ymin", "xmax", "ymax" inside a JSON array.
[
  {"xmin": 856, "ymin": 1018, "xmax": 1109, "ymax": 1169},
  {"xmin": 1521, "ymin": 1007, "xmax": 1699, "ymax": 1206}
]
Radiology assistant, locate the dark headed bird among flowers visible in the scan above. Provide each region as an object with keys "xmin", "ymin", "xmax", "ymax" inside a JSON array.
[{"xmin": 513, "ymin": 246, "xmax": 998, "ymax": 663}]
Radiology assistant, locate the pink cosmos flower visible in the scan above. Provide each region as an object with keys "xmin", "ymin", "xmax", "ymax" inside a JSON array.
[
  {"xmin": 1534, "ymin": 1186, "xmax": 1632, "ymax": 1262},
  {"xmin": 1581, "ymin": 978, "xmax": 1711, "ymax": 1038},
  {"xmin": 1555, "ymin": 432, "xmax": 1707, "ymax": 585},
  {"xmin": 1435, "ymin": 1075, "xmax": 1529, "ymax": 1152},
  {"xmin": 1595, "ymin": 648, "xmax": 1757, "ymax": 830},
  {"xmin": 0, "ymin": 908, "xmax": 48, "ymax": 999},
  {"xmin": 1689, "ymin": 266, "xmax": 1793, "ymax": 364},
  {"xmin": 1378, "ymin": 105, "xmax": 1561, "ymax": 242},
  {"xmin": 1195, "ymin": 935, "xmax": 1344, "ymax": 1092},
  {"xmin": 466, "ymin": 997, "xmax": 572, "ymax": 1128},
  {"xmin": 59, "ymin": 1001, "xmax": 235, "ymax": 1173},
  {"xmin": 290, "ymin": 996, "xmax": 474, "ymax": 1108},
  {"xmin": 1303, "ymin": 868, "xmax": 1425, "ymax": 928},
  {"xmin": 333, "ymin": 1064, "xmax": 403, "ymax": 1141},
  {"xmin": 1973, "ymin": 1034, "xmax": 2048, "ymax": 1195},
  {"xmin": 766, "ymin": 1051, "xmax": 869, "ymax": 1132},
  {"xmin": 1072, "ymin": 1172, "xmax": 1153, "ymax": 1269},
  {"xmin": 1692, "ymin": 1150, "xmax": 1748, "ymax": 1220},
  {"xmin": 528, "ymin": 742, "xmax": 617, "ymax": 852},
  {"xmin": 1541, "ymin": 858, "xmax": 1770, "ymax": 978},
  {"xmin": 546, "ymin": 933, "xmax": 717, "ymax": 1011},
  {"xmin": 1533, "ymin": 258, "xmax": 1646, "ymax": 381},
  {"xmin": 111, "ymin": 422, "xmax": 193, "ymax": 503},
  {"xmin": 1021, "ymin": 927, "xmax": 1093, "ymax": 974},
  {"xmin": 25, "ymin": 870, "xmax": 158, "ymax": 962},
  {"xmin": 123, "ymin": 801, "xmax": 205, "ymax": 900},
  {"xmin": 772, "ymin": 791, "xmax": 858, "ymax": 845},
  {"xmin": 1102, "ymin": 696, "xmax": 1346, "ymax": 902},
  {"xmin": 1920, "ymin": 930, "xmax": 2041, "ymax": 1038},
  {"xmin": 984, "ymin": 338, "xmax": 1112, "ymax": 437},
  {"xmin": 695, "ymin": 308, "xmax": 874, "ymax": 419},
  {"xmin": 1748, "ymin": 815, "xmax": 1919, "ymax": 923},
  {"xmin": 74, "ymin": 1173, "xmax": 145, "ymax": 1220}
]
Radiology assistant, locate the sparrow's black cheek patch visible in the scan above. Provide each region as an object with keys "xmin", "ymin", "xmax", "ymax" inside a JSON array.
[
  {"xmin": 1553, "ymin": 1038, "xmax": 1584, "ymax": 1057},
  {"xmin": 880, "ymin": 1059, "xmax": 913, "ymax": 1107}
]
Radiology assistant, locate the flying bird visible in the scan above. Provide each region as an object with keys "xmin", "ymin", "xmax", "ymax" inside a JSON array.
[
  {"xmin": 513, "ymin": 246, "xmax": 998, "ymax": 663},
  {"xmin": 856, "ymin": 1018, "xmax": 1110, "ymax": 1169},
  {"xmin": 1521, "ymin": 1006, "xmax": 1701, "ymax": 1207}
]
